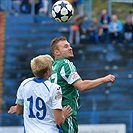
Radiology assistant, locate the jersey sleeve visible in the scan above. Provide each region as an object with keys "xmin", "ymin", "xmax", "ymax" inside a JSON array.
[
  {"xmin": 15, "ymin": 83, "xmax": 24, "ymax": 106},
  {"xmin": 51, "ymin": 84, "xmax": 62, "ymax": 110},
  {"xmin": 60, "ymin": 60, "xmax": 82, "ymax": 84}
]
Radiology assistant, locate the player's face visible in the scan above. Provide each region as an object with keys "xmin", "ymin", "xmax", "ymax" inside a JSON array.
[{"xmin": 56, "ymin": 40, "xmax": 74, "ymax": 59}]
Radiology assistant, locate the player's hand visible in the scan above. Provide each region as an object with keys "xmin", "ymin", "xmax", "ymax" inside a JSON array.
[
  {"xmin": 63, "ymin": 105, "xmax": 72, "ymax": 119},
  {"xmin": 103, "ymin": 74, "xmax": 115, "ymax": 83},
  {"xmin": 8, "ymin": 105, "xmax": 17, "ymax": 114}
]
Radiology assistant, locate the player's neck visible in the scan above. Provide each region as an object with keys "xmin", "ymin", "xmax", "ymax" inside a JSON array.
[
  {"xmin": 43, "ymin": 73, "xmax": 50, "ymax": 80},
  {"xmin": 43, "ymin": 76, "xmax": 49, "ymax": 80},
  {"xmin": 54, "ymin": 56, "xmax": 64, "ymax": 60}
]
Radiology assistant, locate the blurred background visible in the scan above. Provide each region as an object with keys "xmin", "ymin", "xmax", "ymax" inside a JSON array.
[{"xmin": 0, "ymin": 0, "xmax": 133, "ymax": 133}]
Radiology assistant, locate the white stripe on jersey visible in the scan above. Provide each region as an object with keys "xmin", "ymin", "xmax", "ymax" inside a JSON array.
[{"xmin": 68, "ymin": 116, "xmax": 74, "ymax": 133}]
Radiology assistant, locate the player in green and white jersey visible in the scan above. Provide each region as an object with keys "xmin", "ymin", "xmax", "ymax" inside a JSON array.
[
  {"xmin": 50, "ymin": 58, "xmax": 81, "ymax": 133},
  {"xmin": 50, "ymin": 36, "xmax": 115, "ymax": 133}
]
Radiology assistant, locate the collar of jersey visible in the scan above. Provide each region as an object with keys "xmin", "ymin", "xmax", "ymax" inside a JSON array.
[{"xmin": 33, "ymin": 77, "xmax": 46, "ymax": 83}]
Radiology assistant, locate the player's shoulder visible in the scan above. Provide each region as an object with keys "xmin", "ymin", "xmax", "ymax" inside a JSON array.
[
  {"xmin": 63, "ymin": 59, "xmax": 75, "ymax": 69},
  {"xmin": 20, "ymin": 77, "xmax": 34, "ymax": 86},
  {"xmin": 63, "ymin": 58, "xmax": 72, "ymax": 63},
  {"xmin": 46, "ymin": 80, "xmax": 60, "ymax": 88},
  {"xmin": 46, "ymin": 80, "xmax": 61, "ymax": 91}
]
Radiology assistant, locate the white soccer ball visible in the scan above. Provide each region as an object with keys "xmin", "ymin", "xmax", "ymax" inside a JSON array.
[{"xmin": 52, "ymin": 0, "xmax": 74, "ymax": 22}]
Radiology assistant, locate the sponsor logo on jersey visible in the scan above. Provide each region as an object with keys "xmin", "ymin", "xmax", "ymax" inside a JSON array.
[{"xmin": 72, "ymin": 73, "xmax": 79, "ymax": 80}]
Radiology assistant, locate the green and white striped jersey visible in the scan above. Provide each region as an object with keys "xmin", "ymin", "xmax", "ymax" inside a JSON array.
[{"xmin": 50, "ymin": 58, "xmax": 82, "ymax": 115}]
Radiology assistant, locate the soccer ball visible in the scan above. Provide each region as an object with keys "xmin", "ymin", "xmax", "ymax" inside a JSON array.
[{"xmin": 52, "ymin": 0, "xmax": 74, "ymax": 22}]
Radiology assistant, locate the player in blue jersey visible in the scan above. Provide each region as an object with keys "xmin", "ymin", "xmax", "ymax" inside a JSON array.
[{"xmin": 8, "ymin": 54, "xmax": 72, "ymax": 133}]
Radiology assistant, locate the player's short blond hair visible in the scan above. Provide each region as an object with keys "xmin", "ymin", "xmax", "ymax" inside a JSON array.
[
  {"xmin": 31, "ymin": 55, "xmax": 53, "ymax": 78},
  {"xmin": 50, "ymin": 36, "xmax": 67, "ymax": 56}
]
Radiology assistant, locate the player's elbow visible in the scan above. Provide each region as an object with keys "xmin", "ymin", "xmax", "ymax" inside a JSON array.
[
  {"xmin": 78, "ymin": 85, "xmax": 94, "ymax": 92},
  {"xmin": 74, "ymin": 80, "xmax": 92, "ymax": 92},
  {"xmin": 77, "ymin": 84, "xmax": 93, "ymax": 92},
  {"xmin": 78, "ymin": 87, "xmax": 86, "ymax": 92},
  {"xmin": 74, "ymin": 80, "xmax": 86, "ymax": 92},
  {"xmin": 74, "ymin": 83, "xmax": 87, "ymax": 92}
]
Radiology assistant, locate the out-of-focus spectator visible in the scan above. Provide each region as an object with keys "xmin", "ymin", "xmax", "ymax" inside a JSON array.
[
  {"xmin": 66, "ymin": 0, "xmax": 78, "ymax": 15},
  {"xmin": 11, "ymin": 0, "xmax": 22, "ymax": 13},
  {"xmin": 39, "ymin": 0, "xmax": 49, "ymax": 15},
  {"xmin": 69, "ymin": 14, "xmax": 85, "ymax": 45},
  {"xmin": 76, "ymin": 0, "xmax": 85, "ymax": 15},
  {"xmin": 123, "ymin": 17, "xmax": 133, "ymax": 43},
  {"xmin": 108, "ymin": 15, "xmax": 123, "ymax": 44},
  {"xmin": 128, "ymin": 11, "xmax": 133, "ymax": 24},
  {"xmin": 20, "ymin": 0, "xmax": 42, "ymax": 14},
  {"xmin": 100, "ymin": 9, "xmax": 110, "ymax": 33},
  {"xmin": 87, "ymin": 17, "xmax": 103, "ymax": 43},
  {"xmin": 100, "ymin": 9, "xmax": 111, "ymax": 42},
  {"xmin": 68, "ymin": 0, "xmax": 85, "ymax": 16}
]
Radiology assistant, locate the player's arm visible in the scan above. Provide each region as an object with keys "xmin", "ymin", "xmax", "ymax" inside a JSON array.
[
  {"xmin": 73, "ymin": 74, "xmax": 115, "ymax": 92},
  {"xmin": 61, "ymin": 61, "xmax": 115, "ymax": 91},
  {"xmin": 52, "ymin": 84, "xmax": 72, "ymax": 125},
  {"xmin": 54, "ymin": 106, "xmax": 72, "ymax": 125},
  {"xmin": 8, "ymin": 82, "xmax": 24, "ymax": 114},
  {"xmin": 16, "ymin": 104, "xmax": 23, "ymax": 115}
]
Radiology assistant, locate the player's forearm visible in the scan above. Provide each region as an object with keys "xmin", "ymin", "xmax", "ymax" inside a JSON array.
[
  {"xmin": 81, "ymin": 78, "xmax": 105, "ymax": 91},
  {"xmin": 54, "ymin": 110, "xmax": 65, "ymax": 125},
  {"xmin": 16, "ymin": 110, "xmax": 23, "ymax": 115},
  {"xmin": 16, "ymin": 105, "xmax": 23, "ymax": 115},
  {"xmin": 55, "ymin": 116, "xmax": 65, "ymax": 125},
  {"xmin": 54, "ymin": 106, "xmax": 72, "ymax": 125},
  {"xmin": 75, "ymin": 74, "xmax": 115, "ymax": 91}
]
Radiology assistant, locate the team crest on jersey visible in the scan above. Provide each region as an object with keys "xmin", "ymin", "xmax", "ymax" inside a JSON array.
[{"xmin": 55, "ymin": 91, "xmax": 62, "ymax": 100}]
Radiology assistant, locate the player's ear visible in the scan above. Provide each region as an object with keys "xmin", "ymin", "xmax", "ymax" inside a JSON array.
[{"xmin": 54, "ymin": 49, "xmax": 60, "ymax": 56}]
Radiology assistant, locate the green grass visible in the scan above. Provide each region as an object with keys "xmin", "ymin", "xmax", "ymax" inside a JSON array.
[{"xmin": 92, "ymin": 0, "xmax": 133, "ymax": 22}]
